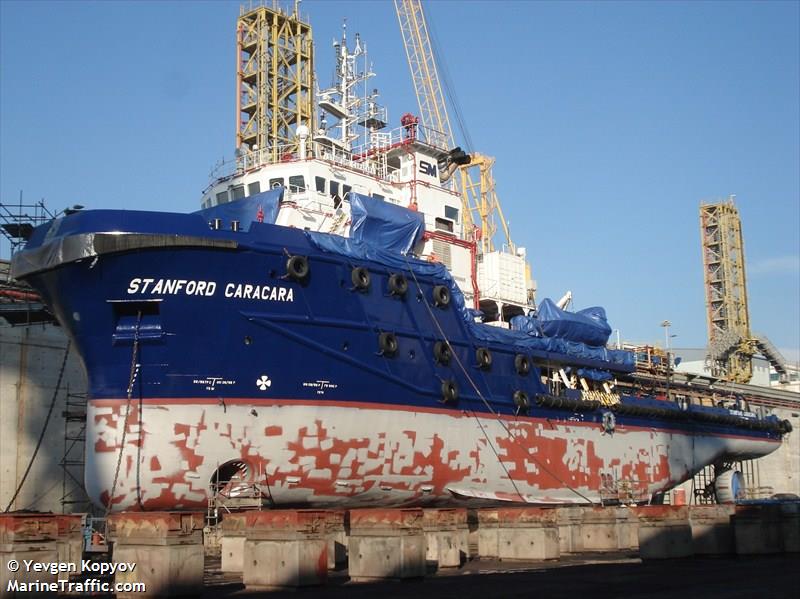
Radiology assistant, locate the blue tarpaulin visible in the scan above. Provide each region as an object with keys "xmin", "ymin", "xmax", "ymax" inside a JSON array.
[
  {"xmin": 305, "ymin": 231, "xmax": 634, "ymax": 372},
  {"xmin": 510, "ymin": 314, "xmax": 543, "ymax": 336},
  {"xmin": 348, "ymin": 192, "xmax": 424, "ymax": 255},
  {"xmin": 577, "ymin": 368, "xmax": 614, "ymax": 382},
  {"xmin": 537, "ymin": 298, "xmax": 612, "ymax": 347},
  {"xmin": 194, "ymin": 188, "xmax": 283, "ymax": 231}
]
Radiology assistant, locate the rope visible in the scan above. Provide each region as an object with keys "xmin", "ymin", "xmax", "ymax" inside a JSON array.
[
  {"xmin": 4, "ymin": 340, "xmax": 71, "ymax": 513},
  {"xmin": 105, "ymin": 311, "xmax": 142, "ymax": 515},
  {"xmin": 404, "ymin": 259, "xmax": 594, "ymax": 504}
]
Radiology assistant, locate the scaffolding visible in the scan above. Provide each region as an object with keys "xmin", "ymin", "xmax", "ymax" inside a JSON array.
[
  {"xmin": 60, "ymin": 390, "xmax": 91, "ymax": 512},
  {"xmin": 236, "ymin": 3, "xmax": 314, "ymax": 166},
  {"xmin": 1, "ymin": 194, "xmax": 56, "ymax": 255},
  {"xmin": 700, "ymin": 197, "xmax": 754, "ymax": 383},
  {"xmin": 0, "ymin": 197, "xmax": 56, "ymax": 325}
]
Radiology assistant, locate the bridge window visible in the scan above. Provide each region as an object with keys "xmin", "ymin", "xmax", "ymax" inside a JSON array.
[
  {"xmin": 435, "ymin": 218, "xmax": 454, "ymax": 233},
  {"xmin": 315, "ymin": 176, "xmax": 326, "ymax": 193},
  {"xmin": 231, "ymin": 185, "xmax": 245, "ymax": 200},
  {"xmin": 269, "ymin": 177, "xmax": 284, "ymax": 189},
  {"xmin": 247, "ymin": 181, "xmax": 261, "ymax": 196},
  {"xmin": 288, "ymin": 175, "xmax": 306, "ymax": 192},
  {"xmin": 343, "ymin": 185, "xmax": 352, "ymax": 198},
  {"xmin": 445, "ymin": 205, "xmax": 459, "ymax": 221},
  {"xmin": 216, "ymin": 191, "xmax": 229, "ymax": 204}
]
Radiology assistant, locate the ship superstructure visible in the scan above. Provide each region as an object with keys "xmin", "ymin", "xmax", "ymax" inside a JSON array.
[{"xmin": 202, "ymin": 7, "xmax": 530, "ymax": 318}]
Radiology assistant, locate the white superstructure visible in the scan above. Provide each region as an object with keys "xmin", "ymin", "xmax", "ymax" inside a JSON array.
[{"xmin": 200, "ymin": 25, "xmax": 533, "ymax": 320}]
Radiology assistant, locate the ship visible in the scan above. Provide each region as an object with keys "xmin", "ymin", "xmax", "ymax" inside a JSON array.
[{"xmin": 10, "ymin": 12, "xmax": 790, "ymax": 513}]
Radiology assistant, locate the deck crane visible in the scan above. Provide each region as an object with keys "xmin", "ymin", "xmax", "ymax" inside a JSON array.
[{"xmin": 395, "ymin": 0, "xmax": 536, "ymax": 317}]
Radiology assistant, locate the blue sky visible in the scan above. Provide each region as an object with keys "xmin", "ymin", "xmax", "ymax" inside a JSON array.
[{"xmin": 1, "ymin": 0, "xmax": 798, "ymax": 358}]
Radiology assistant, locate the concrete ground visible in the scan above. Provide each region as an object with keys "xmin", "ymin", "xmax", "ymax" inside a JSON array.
[{"xmin": 202, "ymin": 553, "xmax": 799, "ymax": 598}]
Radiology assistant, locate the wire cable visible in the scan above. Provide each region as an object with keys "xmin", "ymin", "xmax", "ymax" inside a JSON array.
[
  {"xmin": 426, "ymin": 8, "xmax": 474, "ymax": 153},
  {"xmin": 404, "ymin": 257, "xmax": 594, "ymax": 504},
  {"xmin": 105, "ymin": 312, "xmax": 142, "ymax": 515}
]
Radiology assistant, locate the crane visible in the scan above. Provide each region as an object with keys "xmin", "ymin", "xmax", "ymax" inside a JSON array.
[
  {"xmin": 700, "ymin": 196, "xmax": 789, "ymax": 384},
  {"xmin": 394, "ymin": 0, "xmax": 515, "ymax": 255}
]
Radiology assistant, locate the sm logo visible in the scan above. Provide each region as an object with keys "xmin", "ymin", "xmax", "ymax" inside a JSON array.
[{"xmin": 419, "ymin": 160, "xmax": 437, "ymax": 177}]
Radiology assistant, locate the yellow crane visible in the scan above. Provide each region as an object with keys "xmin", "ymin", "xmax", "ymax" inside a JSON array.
[
  {"xmin": 394, "ymin": 0, "xmax": 514, "ymax": 255},
  {"xmin": 700, "ymin": 196, "xmax": 789, "ymax": 384}
]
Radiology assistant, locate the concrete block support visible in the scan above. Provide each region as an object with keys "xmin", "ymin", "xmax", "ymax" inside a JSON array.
[
  {"xmin": 54, "ymin": 514, "xmax": 84, "ymax": 581},
  {"xmin": 477, "ymin": 509, "xmax": 500, "ymax": 559},
  {"xmin": 422, "ymin": 508, "xmax": 468, "ymax": 568},
  {"xmin": 108, "ymin": 511, "xmax": 204, "ymax": 598},
  {"xmin": 0, "ymin": 514, "xmax": 59, "ymax": 599},
  {"xmin": 634, "ymin": 506, "xmax": 693, "ymax": 560},
  {"xmin": 733, "ymin": 505, "xmax": 782, "ymax": 555},
  {"xmin": 244, "ymin": 537, "xmax": 327, "ymax": 589},
  {"xmin": 573, "ymin": 506, "xmax": 638, "ymax": 552},
  {"xmin": 226, "ymin": 510, "xmax": 328, "ymax": 590},
  {"xmin": 324, "ymin": 510, "xmax": 347, "ymax": 569},
  {"xmin": 478, "ymin": 508, "xmax": 559, "ymax": 561},
  {"xmin": 348, "ymin": 508, "xmax": 425, "ymax": 582},
  {"xmin": 580, "ymin": 507, "xmax": 619, "ymax": 551},
  {"xmin": 616, "ymin": 507, "xmax": 639, "ymax": 550},
  {"xmin": 220, "ymin": 536, "xmax": 246, "ymax": 573},
  {"xmin": 689, "ymin": 505, "xmax": 735, "ymax": 555},
  {"xmin": 556, "ymin": 507, "xmax": 582, "ymax": 554},
  {"xmin": 779, "ymin": 503, "xmax": 799, "ymax": 553},
  {"xmin": 217, "ymin": 512, "xmax": 250, "ymax": 573}
]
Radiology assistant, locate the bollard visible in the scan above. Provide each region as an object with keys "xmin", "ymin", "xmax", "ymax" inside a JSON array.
[
  {"xmin": 348, "ymin": 508, "xmax": 425, "ymax": 582},
  {"xmin": 108, "ymin": 511, "xmax": 204, "ymax": 598}
]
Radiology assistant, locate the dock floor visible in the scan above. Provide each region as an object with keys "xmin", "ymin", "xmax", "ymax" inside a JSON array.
[{"xmin": 202, "ymin": 553, "xmax": 799, "ymax": 598}]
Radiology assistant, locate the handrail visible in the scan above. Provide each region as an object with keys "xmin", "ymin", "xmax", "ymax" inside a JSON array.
[{"xmin": 204, "ymin": 123, "xmax": 448, "ymax": 190}]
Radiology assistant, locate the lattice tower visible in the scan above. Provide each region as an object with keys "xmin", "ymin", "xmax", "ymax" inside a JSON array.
[
  {"xmin": 700, "ymin": 197, "xmax": 754, "ymax": 383},
  {"xmin": 236, "ymin": 4, "xmax": 314, "ymax": 165}
]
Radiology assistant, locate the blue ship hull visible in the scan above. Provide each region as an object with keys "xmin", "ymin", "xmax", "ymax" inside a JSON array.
[{"xmin": 12, "ymin": 203, "xmax": 785, "ymax": 511}]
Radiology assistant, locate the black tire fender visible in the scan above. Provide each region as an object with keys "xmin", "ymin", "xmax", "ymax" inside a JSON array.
[{"xmin": 286, "ymin": 255, "xmax": 309, "ymax": 281}]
